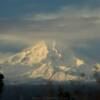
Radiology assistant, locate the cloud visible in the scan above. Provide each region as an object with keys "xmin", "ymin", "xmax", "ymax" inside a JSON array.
[
  {"xmin": 0, "ymin": 36, "xmax": 28, "ymax": 53},
  {"xmin": 0, "ymin": 7, "xmax": 100, "ymax": 43},
  {"xmin": 8, "ymin": 7, "xmax": 100, "ymax": 40},
  {"xmin": 0, "ymin": 6, "xmax": 100, "ymax": 62}
]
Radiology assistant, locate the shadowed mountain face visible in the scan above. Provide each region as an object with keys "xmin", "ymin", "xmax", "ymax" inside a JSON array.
[{"xmin": 0, "ymin": 41, "xmax": 100, "ymax": 84}]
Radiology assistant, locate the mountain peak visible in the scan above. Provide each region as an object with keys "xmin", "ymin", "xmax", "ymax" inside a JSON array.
[
  {"xmin": 32, "ymin": 41, "xmax": 47, "ymax": 49},
  {"xmin": 24, "ymin": 41, "xmax": 49, "ymax": 65},
  {"xmin": 23, "ymin": 41, "xmax": 47, "ymax": 52},
  {"xmin": 6, "ymin": 41, "xmax": 49, "ymax": 65}
]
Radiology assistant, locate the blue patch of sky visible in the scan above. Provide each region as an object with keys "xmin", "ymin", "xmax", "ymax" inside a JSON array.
[
  {"xmin": 72, "ymin": 39, "xmax": 100, "ymax": 62},
  {"xmin": 0, "ymin": 0, "xmax": 100, "ymax": 18},
  {"xmin": 0, "ymin": 40, "xmax": 28, "ymax": 53}
]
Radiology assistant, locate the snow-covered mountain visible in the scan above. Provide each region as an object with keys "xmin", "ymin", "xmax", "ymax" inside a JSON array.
[{"xmin": 0, "ymin": 41, "xmax": 100, "ymax": 84}]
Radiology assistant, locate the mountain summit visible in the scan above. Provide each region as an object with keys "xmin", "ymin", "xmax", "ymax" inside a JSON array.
[{"xmin": 6, "ymin": 41, "xmax": 49, "ymax": 65}]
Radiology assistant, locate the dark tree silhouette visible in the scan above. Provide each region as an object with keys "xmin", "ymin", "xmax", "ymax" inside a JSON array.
[
  {"xmin": 0, "ymin": 73, "xmax": 4, "ymax": 98},
  {"xmin": 57, "ymin": 86, "xmax": 72, "ymax": 100},
  {"xmin": 0, "ymin": 74, "xmax": 4, "ymax": 80}
]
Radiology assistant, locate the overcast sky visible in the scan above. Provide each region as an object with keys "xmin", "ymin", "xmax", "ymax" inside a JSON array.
[{"xmin": 0, "ymin": 0, "xmax": 100, "ymax": 62}]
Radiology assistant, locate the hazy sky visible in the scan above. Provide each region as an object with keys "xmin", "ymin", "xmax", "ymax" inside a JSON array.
[{"xmin": 0, "ymin": 0, "xmax": 100, "ymax": 62}]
